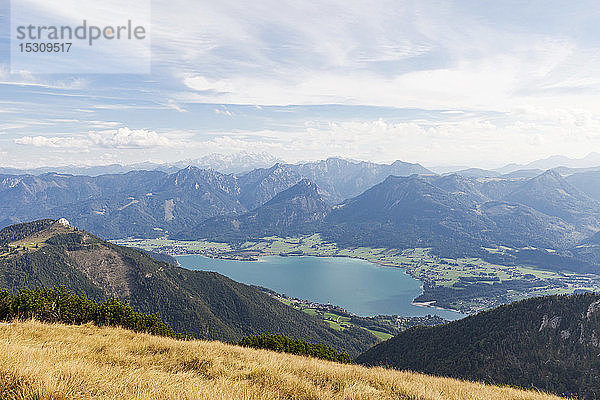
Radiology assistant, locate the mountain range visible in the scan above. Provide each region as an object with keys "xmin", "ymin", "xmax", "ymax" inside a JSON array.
[
  {"xmin": 0, "ymin": 157, "xmax": 432, "ymax": 238},
  {"xmin": 1, "ymin": 152, "xmax": 283, "ymax": 176},
  {"xmin": 169, "ymin": 167, "xmax": 600, "ymax": 273},
  {"xmin": 320, "ymin": 174, "xmax": 580, "ymax": 257},
  {"xmin": 0, "ymin": 157, "xmax": 599, "ymax": 272},
  {"xmin": 497, "ymin": 152, "xmax": 600, "ymax": 173}
]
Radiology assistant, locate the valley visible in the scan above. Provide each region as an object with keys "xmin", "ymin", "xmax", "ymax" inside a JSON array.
[{"xmin": 116, "ymin": 233, "xmax": 600, "ymax": 314}]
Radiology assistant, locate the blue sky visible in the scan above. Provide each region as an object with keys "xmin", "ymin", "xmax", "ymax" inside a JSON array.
[{"xmin": 1, "ymin": 0, "xmax": 600, "ymax": 168}]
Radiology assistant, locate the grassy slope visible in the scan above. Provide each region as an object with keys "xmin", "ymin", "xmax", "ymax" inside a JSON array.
[{"xmin": 0, "ymin": 321, "xmax": 563, "ymax": 400}]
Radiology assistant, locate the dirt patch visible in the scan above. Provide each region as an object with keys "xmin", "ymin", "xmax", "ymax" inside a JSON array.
[{"xmin": 67, "ymin": 246, "xmax": 133, "ymax": 299}]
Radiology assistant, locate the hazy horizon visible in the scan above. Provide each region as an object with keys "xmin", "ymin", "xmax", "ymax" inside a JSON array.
[{"xmin": 2, "ymin": 150, "xmax": 600, "ymax": 174}]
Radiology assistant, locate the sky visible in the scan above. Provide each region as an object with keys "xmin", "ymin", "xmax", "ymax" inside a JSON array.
[{"xmin": 1, "ymin": 0, "xmax": 600, "ymax": 169}]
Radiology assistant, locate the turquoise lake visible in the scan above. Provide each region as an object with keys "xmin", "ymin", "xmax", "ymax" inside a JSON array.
[{"xmin": 176, "ymin": 255, "xmax": 465, "ymax": 320}]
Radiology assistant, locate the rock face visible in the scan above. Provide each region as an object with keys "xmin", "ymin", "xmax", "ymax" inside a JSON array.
[
  {"xmin": 237, "ymin": 164, "xmax": 302, "ymax": 210},
  {"xmin": 356, "ymin": 293, "xmax": 600, "ymax": 399}
]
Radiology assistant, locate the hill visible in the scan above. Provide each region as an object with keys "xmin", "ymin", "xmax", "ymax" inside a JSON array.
[
  {"xmin": 236, "ymin": 163, "xmax": 302, "ymax": 210},
  {"xmin": 356, "ymin": 293, "xmax": 600, "ymax": 399},
  {"xmin": 321, "ymin": 175, "xmax": 580, "ymax": 257},
  {"xmin": 566, "ymin": 170, "xmax": 600, "ymax": 201},
  {"xmin": 504, "ymin": 170, "xmax": 600, "ymax": 234},
  {"xmin": 0, "ymin": 321, "xmax": 562, "ymax": 400},
  {"xmin": 180, "ymin": 179, "xmax": 330, "ymax": 241},
  {"xmin": 0, "ymin": 220, "xmax": 377, "ymax": 356}
]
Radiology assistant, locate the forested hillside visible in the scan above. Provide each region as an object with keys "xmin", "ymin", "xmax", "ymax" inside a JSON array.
[
  {"xmin": 357, "ymin": 293, "xmax": 600, "ymax": 398},
  {"xmin": 0, "ymin": 220, "xmax": 377, "ymax": 356}
]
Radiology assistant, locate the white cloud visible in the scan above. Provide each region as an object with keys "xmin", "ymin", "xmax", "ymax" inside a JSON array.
[
  {"xmin": 165, "ymin": 99, "xmax": 187, "ymax": 113},
  {"xmin": 194, "ymin": 110, "xmax": 600, "ymax": 168},
  {"xmin": 176, "ymin": 41, "xmax": 583, "ymax": 111},
  {"xmin": 183, "ymin": 76, "xmax": 235, "ymax": 93},
  {"xmin": 89, "ymin": 128, "xmax": 176, "ymax": 148},
  {"xmin": 214, "ymin": 107, "xmax": 233, "ymax": 116},
  {"xmin": 0, "ymin": 65, "xmax": 87, "ymax": 90},
  {"xmin": 14, "ymin": 136, "xmax": 90, "ymax": 149},
  {"xmin": 14, "ymin": 127, "xmax": 179, "ymax": 150},
  {"xmin": 149, "ymin": 1, "xmax": 600, "ymax": 115},
  {"xmin": 5, "ymin": 1, "xmax": 600, "ymax": 167}
]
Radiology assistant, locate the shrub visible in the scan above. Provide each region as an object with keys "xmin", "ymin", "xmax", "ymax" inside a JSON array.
[
  {"xmin": 236, "ymin": 334, "xmax": 351, "ymax": 363},
  {"xmin": 0, "ymin": 287, "xmax": 183, "ymax": 339}
]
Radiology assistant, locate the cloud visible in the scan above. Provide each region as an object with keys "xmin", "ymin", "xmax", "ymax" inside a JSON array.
[
  {"xmin": 183, "ymin": 76, "xmax": 235, "ymax": 93},
  {"xmin": 5, "ymin": 1, "xmax": 600, "ymax": 168},
  {"xmin": 193, "ymin": 109, "xmax": 600, "ymax": 168},
  {"xmin": 149, "ymin": 1, "xmax": 599, "ymax": 114},
  {"xmin": 165, "ymin": 99, "xmax": 187, "ymax": 113},
  {"xmin": 0, "ymin": 65, "xmax": 87, "ymax": 90},
  {"xmin": 14, "ymin": 127, "xmax": 179, "ymax": 150},
  {"xmin": 176, "ymin": 40, "xmax": 579, "ymax": 111},
  {"xmin": 214, "ymin": 106, "xmax": 233, "ymax": 116},
  {"xmin": 89, "ymin": 127, "xmax": 175, "ymax": 148},
  {"xmin": 14, "ymin": 136, "xmax": 90, "ymax": 149}
]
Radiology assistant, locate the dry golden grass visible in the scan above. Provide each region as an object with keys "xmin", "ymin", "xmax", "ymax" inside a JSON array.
[{"xmin": 0, "ymin": 321, "xmax": 565, "ymax": 400}]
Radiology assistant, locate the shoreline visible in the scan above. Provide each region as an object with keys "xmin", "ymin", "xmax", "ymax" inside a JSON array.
[
  {"xmin": 172, "ymin": 251, "xmax": 467, "ymax": 318},
  {"xmin": 411, "ymin": 301, "xmax": 464, "ymax": 315}
]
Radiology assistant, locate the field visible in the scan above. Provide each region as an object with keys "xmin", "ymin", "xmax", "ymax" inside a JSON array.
[
  {"xmin": 117, "ymin": 234, "xmax": 600, "ymax": 314},
  {"xmin": 0, "ymin": 321, "xmax": 564, "ymax": 400}
]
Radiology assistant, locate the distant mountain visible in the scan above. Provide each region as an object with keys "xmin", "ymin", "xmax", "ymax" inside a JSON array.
[
  {"xmin": 0, "ymin": 158, "xmax": 433, "ymax": 239},
  {"xmin": 322, "ymin": 175, "xmax": 482, "ymax": 253},
  {"xmin": 0, "ymin": 168, "xmax": 249, "ymax": 238},
  {"xmin": 446, "ymin": 168, "xmax": 501, "ymax": 178},
  {"xmin": 498, "ymin": 152, "xmax": 600, "ymax": 174},
  {"xmin": 429, "ymin": 174, "xmax": 490, "ymax": 203},
  {"xmin": 0, "ymin": 220, "xmax": 377, "ymax": 356},
  {"xmin": 425, "ymin": 165, "xmax": 471, "ymax": 174},
  {"xmin": 504, "ymin": 170, "xmax": 600, "ymax": 234},
  {"xmin": 237, "ymin": 164, "xmax": 302, "ymax": 210},
  {"xmin": 185, "ymin": 151, "xmax": 284, "ymax": 174},
  {"xmin": 288, "ymin": 158, "xmax": 432, "ymax": 204},
  {"xmin": 1, "ymin": 160, "xmax": 600, "ymax": 259},
  {"xmin": 356, "ymin": 293, "xmax": 600, "ymax": 399},
  {"xmin": 566, "ymin": 171, "xmax": 600, "ymax": 201},
  {"xmin": 179, "ymin": 180, "xmax": 330, "ymax": 241},
  {"xmin": 500, "ymin": 169, "xmax": 544, "ymax": 179},
  {"xmin": 1, "ymin": 152, "xmax": 284, "ymax": 177}
]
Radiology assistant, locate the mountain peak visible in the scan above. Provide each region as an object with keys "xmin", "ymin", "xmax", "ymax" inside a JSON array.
[
  {"xmin": 505, "ymin": 167, "xmax": 600, "ymax": 231},
  {"xmin": 264, "ymin": 179, "xmax": 322, "ymax": 205}
]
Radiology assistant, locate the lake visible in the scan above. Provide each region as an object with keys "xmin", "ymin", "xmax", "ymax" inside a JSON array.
[{"xmin": 176, "ymin": 254, "xmax": 465, "ymax": 320}]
